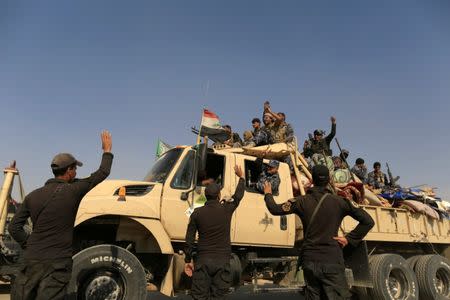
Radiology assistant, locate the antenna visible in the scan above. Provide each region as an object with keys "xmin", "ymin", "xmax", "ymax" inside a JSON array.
[{"xmin": 204, "ymin": 80, "xmax": 210, "ymax": 99}]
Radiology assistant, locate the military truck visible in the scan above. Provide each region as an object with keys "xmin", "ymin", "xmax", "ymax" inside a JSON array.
[{"xmin": 2, "ymin": 144, "xmax": 450, "ymax": 300}]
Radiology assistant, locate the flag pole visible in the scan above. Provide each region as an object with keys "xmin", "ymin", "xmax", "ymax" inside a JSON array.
[{"xmin": 196, "ymin": 109, "xmax": 204, "ymax": 145}]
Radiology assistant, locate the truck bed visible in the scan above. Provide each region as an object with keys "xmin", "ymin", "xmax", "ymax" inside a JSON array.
[{"xmin": 343, "ymin": 205, "xmax": 450, "ymax": 244}]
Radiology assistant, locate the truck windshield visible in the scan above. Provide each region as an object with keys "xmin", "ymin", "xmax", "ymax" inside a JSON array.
[{"xmin": 144, "ymin": 148, "xmax": 183, "ymax": 183}]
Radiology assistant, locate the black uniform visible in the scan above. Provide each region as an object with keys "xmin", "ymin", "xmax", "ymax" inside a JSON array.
[
  {"xmin": 9, "ymin": 152, "xmax": 113, "ymax": 300},
  {"xmin": 185, "ymin": 178, "xmax": 245, "ymax": 300},
  {"xmin": 264, "ymin": 186, "xmax": 374, "ymax": 300}
]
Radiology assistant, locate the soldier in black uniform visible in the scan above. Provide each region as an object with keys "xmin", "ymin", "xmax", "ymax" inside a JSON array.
[
  {"xmin": 9, "ymin": 131, "xmax": 113, "ymax": 300},
  {"xmin": 304, "ymin": 116, "xmax": 337, "ymax": 158},
  {"xmin": 263, "ymin": 165, "xmax": 374, "ymax": 300},
  {"xmin": 184, "ymin": 165, "xmax": 245, "ymax": 300}
]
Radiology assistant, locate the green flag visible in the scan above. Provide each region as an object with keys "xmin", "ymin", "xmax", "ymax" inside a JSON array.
[{"xmin": 156, "ymin": 139, "xmax": 173, "ymax": 158}]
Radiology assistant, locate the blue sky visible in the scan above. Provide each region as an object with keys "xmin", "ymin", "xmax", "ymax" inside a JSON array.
[{"xmin": 1, "ymin": 1, "xmax": 449, "ymax": 200}]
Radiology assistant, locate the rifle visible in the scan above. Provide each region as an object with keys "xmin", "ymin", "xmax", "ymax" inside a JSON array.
[
  {"xmin": 386, "ymin": 163, "xmax": 400, "ymax": 187},
  {"xmin": 191, "ymin": 127, "xmax": 222, "ymax": 143},
  {"xmin": 334, "ymin": 138, "xmax": 356, "ymax": 182}
]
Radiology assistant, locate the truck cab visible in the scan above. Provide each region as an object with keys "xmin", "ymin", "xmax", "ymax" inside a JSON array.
[{"xmin": 71, "ymin": 144, "xmax": 299, "ymax": 299}]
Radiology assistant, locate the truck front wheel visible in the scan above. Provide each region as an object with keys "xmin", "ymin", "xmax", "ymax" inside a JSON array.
[{"xmin": 68, "ymin": 244, "xmax": 147, "ymax": 300}]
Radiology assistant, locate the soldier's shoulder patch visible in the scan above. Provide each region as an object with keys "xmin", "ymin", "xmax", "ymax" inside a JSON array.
[
  {"xmin": 282, "ymin": 201, "xmax": 292, "ymax": 212},
  {"xmin": 349, "ymin": 200, "xmax": 360, "ymax": 209}
]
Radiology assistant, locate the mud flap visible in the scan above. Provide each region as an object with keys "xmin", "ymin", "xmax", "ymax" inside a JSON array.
[{"xmin": 343, "ymin": 241, "xmax": 372, "ymax": 287}]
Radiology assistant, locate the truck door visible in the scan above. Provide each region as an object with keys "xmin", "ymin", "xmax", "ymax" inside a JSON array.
[
  {"xmin": 160, "ymin": 150, "xmax": 232, "ymax": 241},
  {"xmin": 160, "ymin": 149, "xmax": 196, "ymax": 241},
  {"xmin": 232, "ymin": 155, "xmax": 294, "ymax": 247}
]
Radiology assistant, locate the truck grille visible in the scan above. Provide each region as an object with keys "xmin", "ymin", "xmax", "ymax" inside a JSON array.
[{"xmin": 113, "ymin": 185, "xmax": 154, "ymax": 196}]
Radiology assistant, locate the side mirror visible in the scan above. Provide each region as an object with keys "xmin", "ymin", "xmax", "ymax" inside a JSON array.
[
  {"xmin": 180, "ymin": 186, "xmax": 197, "ymax": 201},
  {"xmin": 181, "ymin": 192, "xmax": 189, "ymax": 201}
]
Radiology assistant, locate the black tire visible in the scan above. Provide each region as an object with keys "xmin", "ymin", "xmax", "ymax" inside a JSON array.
[
  {"xmin": 406, "ymin": 255, "xmax": 422, "ymax": 273},
  {"xmin": 68, "ymin": 244, "xmax": 147, "ymax": 300},
  {"xmin": 415, "ymin": 254, "xmax": 450, "ymax": 300},
  {"xmin": 368, "ymin": 254, "xmax": 419, "ymax": 300},
  {"xmin": 351, "ymin": 286, "xmax": 369, "ymax": 300}
]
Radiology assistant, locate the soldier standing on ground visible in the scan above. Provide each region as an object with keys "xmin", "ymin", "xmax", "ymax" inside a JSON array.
[
  {"xmin": 303, "ymin": 116, "xmax": 337, "ymax": 158},
  {"xmin": 9, "ymin": 131, "xmax": 113, "ymax": 300},
  {"xmin": 184, "ymin": 166, "xmax": 245, "ymax": 300},
  {"xmin": 262, "ymin": 165, "xmax": 374, "ymax": 300}
]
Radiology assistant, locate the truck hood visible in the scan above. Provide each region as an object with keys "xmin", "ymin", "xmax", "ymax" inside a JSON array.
[{"xmin": 76, "ymin": 180, "xmax": 163, "ymax": 224}]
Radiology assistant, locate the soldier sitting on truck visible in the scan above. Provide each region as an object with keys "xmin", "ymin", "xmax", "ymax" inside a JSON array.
[
  {"xmin": 351, "ymin": 158, "xmax": 368, "ymax": 183},
  {"xmin": 367, "ymin": 161, "xmax": 389, "ymax": 190},
  {"xmin": 248, "ymin": 113, "xmax": 274, "ymax": 147},
  {"xmin": 184, "ymin": 165, "xmax": 245, "ymax": 300},
  {"xmin": 223, "ymin": 125, "xmax": 243, "ymax": 148},
  {"xmin": 254, "ymin": 158, "xmax": 281, "ymax": 195},
  {"xmin": 277, "ymin": 112, "xmax": 295, "ymax": 144},
  {"xmin": 262, "ymin": 165, "xmax": 374, "ymax": 300},
  {"xmin": 262, "ymin": 102, "xmax": 293, "ymax": 144},
  {"xmin": 303, "ymin": 116, "xmax": 337, "ymax": 158},
  {"xmin": 242, "ymin": 130, "xmax": 254, "ymax": 146}
]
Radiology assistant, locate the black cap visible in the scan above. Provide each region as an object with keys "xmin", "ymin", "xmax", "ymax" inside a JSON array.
[
  {"xmin": 205, "ymin": 183, "xmax": 221, "ymax": 200},
  {"xmin": 314, "ymin": 129, "xmax": 324, "ymax": 136},
  {"xmin": 356, "ymin": 158, "xmax": 364, "ymax": 165},
  {"xmin": 268, "ymin": 160, "xmax": 280, "ymax": 168},
  {"xmin": 312, "ymin": 165, "xmax": 330, "ymax": 186},
  {"xmin": 252, "ymin": 118, "xmax": 261, "ymax": 124},
  {"xmin": 51, "ymin": 153, "xmax": 83, "ymax": 170}
]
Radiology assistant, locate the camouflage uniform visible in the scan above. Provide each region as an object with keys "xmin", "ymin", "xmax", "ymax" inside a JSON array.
[
  {"xmin": 256, "ymin": 172, "xmax": 280, "ymax": 195},
  {"xmin": 253, "ymin": 125, "xmax": 273, "ymax": 146},
  {"xmin": 303, "ymin": 123, "xmax": 336, "ymax": 158},
  {"xmin": 351, "ymin": 165, "xmax": 368, "ymax": 183},
  {"xmin": 367, "ymin": 171, "xmax": 388, "ymax": 189},
  {"xmin": 284, "ymin": 122, "xmax": 295, "ymax": 143},
  {"xmin": 268, "ymin": 123, "xmax": 287, "ymax": 144},
  {"xmin": 254, "ymin": 158, "xmax": 281, "ymax": 195}
]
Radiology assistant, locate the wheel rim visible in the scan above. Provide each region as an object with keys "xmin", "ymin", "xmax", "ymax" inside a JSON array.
[
  {"xmin": 387, "ymin": 268, "xmax": 408, "ymax": 299},
  {"xmin": 435, "ymin": 268, "xmax": 450, "ymax": 297},
  {"xmin": 80, "ymin": 269, "xmax": 125, "ymax": 300}
]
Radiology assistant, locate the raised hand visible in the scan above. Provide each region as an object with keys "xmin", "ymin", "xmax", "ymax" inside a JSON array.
[
  {"xmin": 101, "ymin": 130, "xmax": 112, "ymax": 153},
  {"xmin": 263, "ymin": 181, "xmax": 272, "ymax": 194},
  {"xmin": 184, "ymin": 262, "xmax": 194, "ymax": 277}
]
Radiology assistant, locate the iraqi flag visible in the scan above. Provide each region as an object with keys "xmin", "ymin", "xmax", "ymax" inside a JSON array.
[{"xmin": 199, "ymin": 109, "xmax": 229, "ymax": 143}]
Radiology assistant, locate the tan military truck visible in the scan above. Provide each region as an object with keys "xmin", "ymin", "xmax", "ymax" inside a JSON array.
[{"xmin": 2, "ymin": 145, "xmax": 450, "ymax": 300}]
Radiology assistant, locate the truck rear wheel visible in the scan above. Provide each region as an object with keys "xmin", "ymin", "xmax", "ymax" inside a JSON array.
[
  {"xmin": 368, "ymin": 254, "xmax": 418, "ymax": 300},
  {"xmin": 406, "ymin": 255, "xmax": 422, "ymax": 272},
  {"xmin": 68, "ymin": 244, "xmax": 147, "ymax": 300},
  {"xmin": 415, "ymin": 254, "xmax": 450, "ymax": 300}
]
